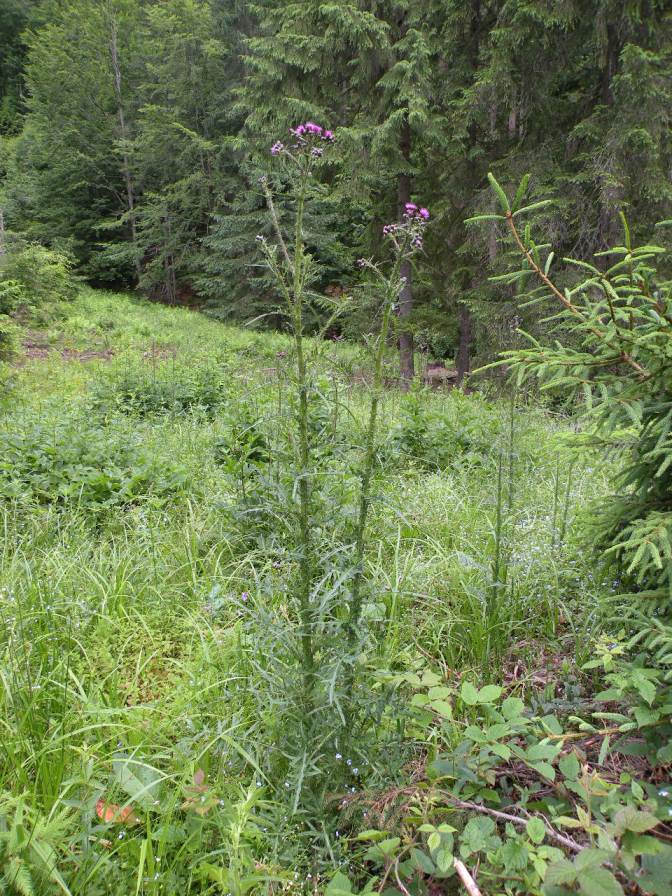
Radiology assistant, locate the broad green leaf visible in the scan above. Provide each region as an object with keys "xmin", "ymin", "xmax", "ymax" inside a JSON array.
[
  {"xmin": 526, "ymin": 817, "xmax": 546, "ymax": 844},
  {"xmin": 543, "ymin": 858, "xmax": 577, "ymax": 887},
  {"xmin": 410, "ymin": 849, "xmax": 435, "ymax": 875},
  {"xmin": 501, "ymin": 696, "xmax": 525, "ymax": 720},
  {"xmin": 460, "ymin": 681, "xmax": 479, "ymax": 705},
  {"xmin": 430, "ymin": 700, "xmax": 453, "ymax": 719},
  {"xmin": 577, "ymin": 866, "xmax": 624, "ymax": 896},
  {"xmin": 325, "ymin": 872, "xmax": 354, "ymax": 896},
  {"xmin": 574, "ymin": 849, "xmax": 611, "ymax": 871},
  {"xmin": 112, "ymin": 754, "xmax": 162, "ymax": 811},
  {"xmin": 613, "ymin": 806, "xmax": 659, "ymax": 835},
  {"xmin": 478, "ymin": 685, "xmax": 503, "ymax": 703},
  {"xmin": 435, "ymin": 847, "xmax": 453, "ymax": 873},
  {"xmin": 559, "ymin": 752, "xmax": 581, "ymax": 780}
]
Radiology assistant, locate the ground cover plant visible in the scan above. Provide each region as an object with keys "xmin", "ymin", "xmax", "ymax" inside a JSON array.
[{"xmin": 1, "ymin": 130, "xmax": 671, "ymax": 896}]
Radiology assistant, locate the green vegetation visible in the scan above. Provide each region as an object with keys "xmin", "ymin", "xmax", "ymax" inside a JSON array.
[
  {"xmin": 2, "ymin": 1, "xmax": 671, "ymax": 378},
  {"xmin": 0, "ymin": 255, "xmax": 669, "ymax": 893},
  {"xmin": 0, "ymin": 3, "xmax": 671, "ymax": 894}
]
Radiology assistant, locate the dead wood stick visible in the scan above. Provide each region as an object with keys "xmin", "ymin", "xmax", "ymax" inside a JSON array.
[{"xmin": 454, "ymin": 859, "xmax": 482, "ymax": 896}]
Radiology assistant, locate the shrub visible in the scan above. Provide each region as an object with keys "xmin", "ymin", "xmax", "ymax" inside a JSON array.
[
  {"xmin": 0, "ymin": 315, "xmax": 19, "ymax": 361},
  {"xmin": 0, "ymin": 415, "xmax": 188, "ymax": 513},
  {"xmin": 0, "ymin": 243, "xmax": 78, "ymax": 314},
  {"xmin": 385, "ymin": 390, "xmax": 499, "ymax": 469},
  {"xmin": 0, "ymin": 279, "xmax": 24, "ymax": 315},
  {"xmin": 91, "ymin": 362, "xmax": 230, "ymax": 417}
]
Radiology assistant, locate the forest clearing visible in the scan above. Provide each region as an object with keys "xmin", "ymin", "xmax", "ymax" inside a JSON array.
[{"xmin": 1, "ymin": 2, "xmax": 672, "ymax": 894}]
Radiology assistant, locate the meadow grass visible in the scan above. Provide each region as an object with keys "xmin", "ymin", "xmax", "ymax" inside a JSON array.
[{"xmin": 0, "ymin": 289, "xmax": 611, "ymax": 894}]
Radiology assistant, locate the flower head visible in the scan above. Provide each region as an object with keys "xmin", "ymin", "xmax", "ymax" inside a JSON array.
[
  {"xmin": 271, "ymin": 141, "xmax": 284, "ymax": 156},
  {"xmin": 289, "ymin": 122, "xmax": 335, "ymax": 144}
]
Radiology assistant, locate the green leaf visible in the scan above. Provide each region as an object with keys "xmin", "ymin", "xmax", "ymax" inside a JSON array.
[
  {"xmin": 460, "ymin": 681, "xmax": 479, "ymax": 705},
  {"xmin": 435, "ymin": 847, "xmax": 453, "ymax": 873},
  {"xmin": 325, "ymin": 872, "xmax": 354, "ymax": 896},
  {"xmin": 531, "ymin": 761, "xmax": 556, "ymax": 781},
  {"xmin": 512, "ymin": 174, "xmax": 530, "ymax": 212},
  {"xmin": 112, "ymin": 754, "xmax": 162, "ymax": 811},
  {"xmin": 613, "ymin": 806, "xmax": 659, "ymax": 835},
  {"xmin": 598, "ymin": 735, "xmax": 611, "ymax": 766},
  {"xmin": 543, "ymin": 858, "xmax": 577, "ymax": 887},
  {"xmin": 356, "ymin": 830, "xmax": 386, "ymax": 841},
  {"xmin": 465, "ymin": 213, "xmax": 506, "ymax": 224},
  {"xmin": 430, "ymin": 700, "xmax": 453, "ymax": 719},
  {"xmin": 477, "ymin": 685, "xmax": 503, "ymax": 703},
  {"xmin": 526, "ymin": 817, "xmax": 546, "ymax": 844},
  {"xmin": 577, "ymin": 866, "xmax": 624, "ymax": 896},
  {"xmin": 559, "ymin": 753, "xmax": 581, "ymax": 780},
  {"xmin": 410, "ymin": 849, "xmax": 435, "ymax": 875},
  {"xmin": 501, "ymin": 696, "xmax": 525, "ymax": 720}
]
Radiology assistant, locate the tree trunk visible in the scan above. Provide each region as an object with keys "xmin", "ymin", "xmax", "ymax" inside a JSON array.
[
  {"xmin": 108, "ymin": 7, "xmax": 141, "ymax": 282},
  {"xmin": 397, "ymin": 117, "xmax": 414, "ymax": 387},
  {"xmin": 456, "ymin": 301, "xmax": 472, "ymax": 387}
]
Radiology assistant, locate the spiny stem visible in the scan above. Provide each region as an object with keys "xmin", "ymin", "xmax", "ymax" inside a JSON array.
[
  {"xmin": 291, "ymin": 173, "xmax": 316, "ymax": 711},
  {"xmin": 345, "ymin": 253, "xmax": 404, "ymax": 702}
]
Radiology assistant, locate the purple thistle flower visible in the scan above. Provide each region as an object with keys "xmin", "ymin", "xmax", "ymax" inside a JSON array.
[
  {"xmin": 419, "ymin": 207, "xmax": 430, "ymax": 220},
  {"xmin": 271, "ymin": 141, "xmax": 284, "ymax": 156},
  {"xmin": 311, "ymin": 146, "xmax": 324, "ymax": 158},
  {"xmin": 323, "ymin": 130, "xmax": 334, "ymax": 141},
  {"xmin": 241, "ymin": 591, "xmax": 249, "ymax": 602}
]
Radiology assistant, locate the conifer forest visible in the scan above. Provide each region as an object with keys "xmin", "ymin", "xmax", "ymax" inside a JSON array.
[{"xmin": 1, "ymin": 2, "xmax": 672, "ymax": 894}]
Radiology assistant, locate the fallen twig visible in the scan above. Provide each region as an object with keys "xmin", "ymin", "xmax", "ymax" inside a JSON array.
[{"xmin": 454, "ymin": 859, "xmax": 482, "ymax": 896}]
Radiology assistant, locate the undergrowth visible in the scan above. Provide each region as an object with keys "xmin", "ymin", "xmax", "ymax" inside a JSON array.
[{"xmin": 1, "ymin": 167, "xmax": 669, "ymax": 894}]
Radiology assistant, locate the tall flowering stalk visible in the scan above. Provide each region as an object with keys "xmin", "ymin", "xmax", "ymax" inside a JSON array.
[
  {"xmin": 257, "ymin": 123, "xmax": 334, "ymax": 715},
  {"xmin": 347, "ymin": 204, "xmax": 429, "ymax": 659}
]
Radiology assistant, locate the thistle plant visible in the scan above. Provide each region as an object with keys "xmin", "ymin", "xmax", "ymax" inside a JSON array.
[
  {"xmin": 254, "ymin": 128, "xmax": 430, "ymax": 809},
  {"xmin": 347, "ymin": 205, "xmax": 429, "ymax": 656},
  {"xmin": 256, "ymin": 122, "xmax": 335, "ymax": 719}
]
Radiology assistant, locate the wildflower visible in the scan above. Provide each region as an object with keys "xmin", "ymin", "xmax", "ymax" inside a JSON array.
[
  {"xmin": 289, "ymin": 122, "xmax": 334, "ymax": 143},
  {"xmin": 311, "ymin": 147, "xmax": 324, "ymax": 158},
  {"xmin": 335, "ymin": 752, "xmax": 342, "ymax": 760},
  {"xmin": 271, "ymin": 141, "xmax": 284, "ymax": 155},
  {"xmin": 242, "ymin": 591, "xmax": 249, "ymax": 601},
  {"xmin": 419, "ymin": 207, "xmax": 430, "ymax": 219}
]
